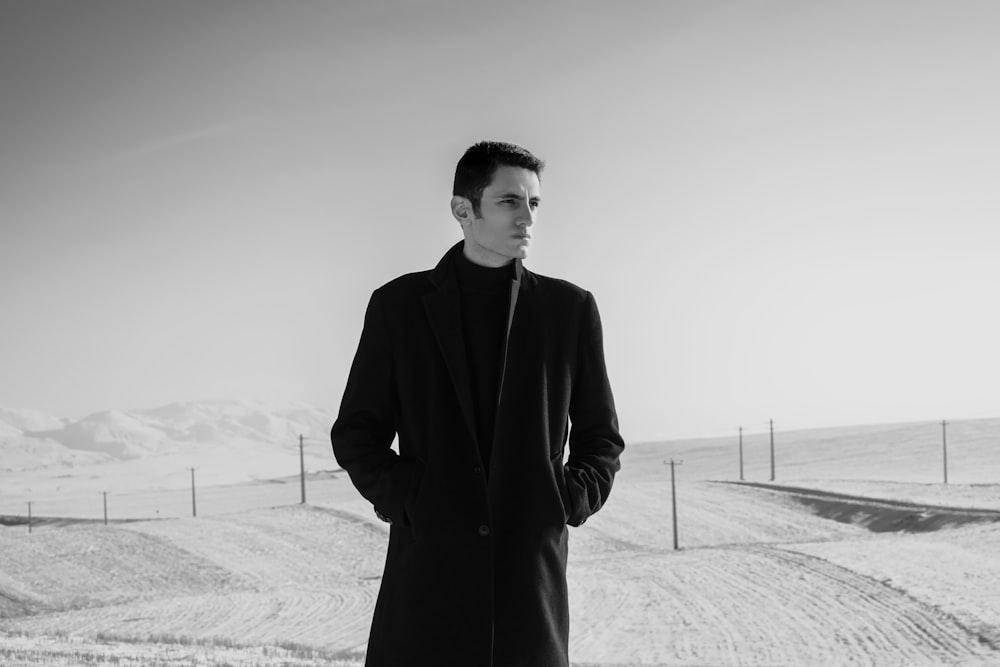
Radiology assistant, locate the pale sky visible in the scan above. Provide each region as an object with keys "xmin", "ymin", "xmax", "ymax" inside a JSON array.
[{"xmin": 1, "ymin": 0, "xmax": 998, "ymax": 442}]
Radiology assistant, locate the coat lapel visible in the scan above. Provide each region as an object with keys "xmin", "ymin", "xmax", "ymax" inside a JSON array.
[{"xmin": 423, "ymin": 243, "xmax": 479, "ymax": 450}]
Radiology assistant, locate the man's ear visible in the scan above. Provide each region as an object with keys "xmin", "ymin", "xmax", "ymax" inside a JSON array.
[{"xmin": 451, "ymin": 196, "xmax": 474, "ymax": 227}]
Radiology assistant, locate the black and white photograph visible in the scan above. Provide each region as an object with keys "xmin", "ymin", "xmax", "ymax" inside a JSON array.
[{"xmin": 2, "ymin": 2, "xmax": 999, "ymax": 665}]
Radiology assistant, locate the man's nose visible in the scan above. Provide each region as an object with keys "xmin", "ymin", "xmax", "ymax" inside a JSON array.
[{"xmin": 517, "ymin": 202, "xmax": 535, "ymax": 226}]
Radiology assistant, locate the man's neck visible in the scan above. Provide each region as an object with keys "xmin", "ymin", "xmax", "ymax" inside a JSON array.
[{"xmin": 462, "ymin": 242, "xmax": 514, "ymax": 269}]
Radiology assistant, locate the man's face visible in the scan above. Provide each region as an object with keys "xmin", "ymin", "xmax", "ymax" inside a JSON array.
[{"xmin": 456, "ymin": 165, "xmax": 541, "ymax": 267}]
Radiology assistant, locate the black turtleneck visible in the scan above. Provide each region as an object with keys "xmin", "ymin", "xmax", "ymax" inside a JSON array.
[{"xmin": 454, "ymin": 250, "xmax": 513, "ymax": 476}]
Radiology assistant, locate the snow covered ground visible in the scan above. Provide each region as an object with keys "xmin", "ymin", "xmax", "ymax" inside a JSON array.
[
  {"xmin": 0, "ymin": 400, "xmax": 343, "ymax": 519},
  {"xmin": 2, "ymin": 404, "xmax": 1000, "ymax": 665}
]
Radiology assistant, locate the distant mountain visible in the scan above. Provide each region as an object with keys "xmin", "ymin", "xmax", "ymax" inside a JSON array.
[
  {"xmin": 0, "ymin": 407, "xmax": 66, "ymax": 432},
  {"xmin": 0, "ymin": 433, "xmax": 112, "ymax": 472},
  {"xmin": 35, "ymin": 410, "xmax": 170, "ymax": 459},
  {"xmin": 0, "ymin": 399, "xmax": 336, "ymax": 472},
  {"xmin": 133, "ymin": 399, "xmax": 335, "ymax": 445},
  {"xmin": 0, "ymin": 420, "xmax": 21, "ymax": 438},
  {"xmin": 0, "ymin": 408, "xmax": 113, "ymax": 471}
]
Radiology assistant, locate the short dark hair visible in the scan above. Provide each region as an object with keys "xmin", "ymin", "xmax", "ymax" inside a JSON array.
[{"xmin": 453, "ymin": 141, "xmax": 544, "ymax": 216}]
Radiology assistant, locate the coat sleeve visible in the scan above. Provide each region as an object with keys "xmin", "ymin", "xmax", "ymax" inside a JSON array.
[
  {"xmin": 331, "ymin": 289, "xmax": 422, "ymax": 526},
  {"xmin": 565, "ymin": 291, "xmax": 625, "ymax": 526}
]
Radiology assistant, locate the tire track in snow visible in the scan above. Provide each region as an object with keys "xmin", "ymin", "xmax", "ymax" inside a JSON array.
[
  {"xmin": 0, "ymin": 524, "xmax": 248, "ymax": 612},
  {"xmin": 780, "ymin": 534, "xmax": 1000, "ymax": 653},
  {"xmin": 1, "ymin": 506, "xmax": 384, "ymax": 653},
  {"xmin": 4, "ymin": 580, "xmax": 378, "ymax": 651},
  {"xmin": 568, "ymin": 545, "xmax": 998, "ymax": 666},
  {"xmin": 117, "ymin": 505, "xmax": 383, "ymax": 649},
  {"xmin": 751, "ymin": 546, "xmax": 996, "ymax": 661},
  {"xmin": 3, "ymin": 589, "xmax": 376, "ymax": 650}
]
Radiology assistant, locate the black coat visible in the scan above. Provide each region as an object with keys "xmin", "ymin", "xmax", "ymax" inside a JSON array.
[{"xmin": 331, "ymin": 242, "xmax": 624, "ymax": 666}]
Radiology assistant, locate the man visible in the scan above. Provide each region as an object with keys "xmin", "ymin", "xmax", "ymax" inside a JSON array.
[{"xmin": 331, "ymin": 141, "xmax": 624, "ymax": 666}]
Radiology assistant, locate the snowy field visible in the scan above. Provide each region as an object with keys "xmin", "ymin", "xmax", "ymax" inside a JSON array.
[{"xmin": 2, "ymin": 406, "xmax": 1000, "ymax": 665}]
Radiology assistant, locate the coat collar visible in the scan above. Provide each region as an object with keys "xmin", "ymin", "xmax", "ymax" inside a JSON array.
[
  {"xmin": 422, "ymin": 241, "xmax": 528, "ymax": 456},
  {"xmin": 428, "ymin": 241, "xmax": 526, "ymax": 288}
]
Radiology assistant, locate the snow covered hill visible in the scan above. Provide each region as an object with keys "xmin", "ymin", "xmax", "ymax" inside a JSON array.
[
  {"xmin": 0, "ymin": 399, "xmax": 336, "ymax": 473},
  {"xmin": 0, "ymin": 407, "xmax": 66, "ymax": 433},
  {"xmin": 0, "ymin": 408, "xmax": 111, "ymax": 472}
]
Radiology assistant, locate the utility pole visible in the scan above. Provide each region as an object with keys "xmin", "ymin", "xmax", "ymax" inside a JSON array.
[
  {"xmin": 27, "ymin": 501, "xmax": 32, "ymax": 534},
  {"xmin": 300, "ymin": 434, "xmax": 307, "ymax": 504},
  {"xmin": 190, "ymin": 468, "xmax": 197, "ymax": 518},
  {"xmin": 665, "ymin": 459, "xmax": 683, "ymax": 550},
  {"xmin": 942, "ymin": 420, "xmax": 949, "ymax": 485},
  {"xmin": 738, "ymin": 426, "xmax": 744, "ymax": 481},
  {"xmin": 102, "ymin": 491, "xmax": 108, "ymax": 526},
  {"xmin": 769, "ymin": 419, "xmax": 775, "ymax": 482}
]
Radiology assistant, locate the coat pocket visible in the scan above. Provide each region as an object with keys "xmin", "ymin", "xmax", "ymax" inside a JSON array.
[
  {"xmin": 551, "ymin": 454, "xmax": 571, "ymax": 524},
  {"xmin": 403, "ymin": 460, "xmax": 427, "ymax": 540}
]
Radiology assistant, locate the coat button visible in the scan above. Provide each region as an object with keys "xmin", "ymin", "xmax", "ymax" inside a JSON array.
[
  {"xmin": 473, "ymin": 465, "xmax": 481, "ymax": 474},
  {"xmin": 478, "ymin": 524, "xmax": 490, "ymax": 537}
]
